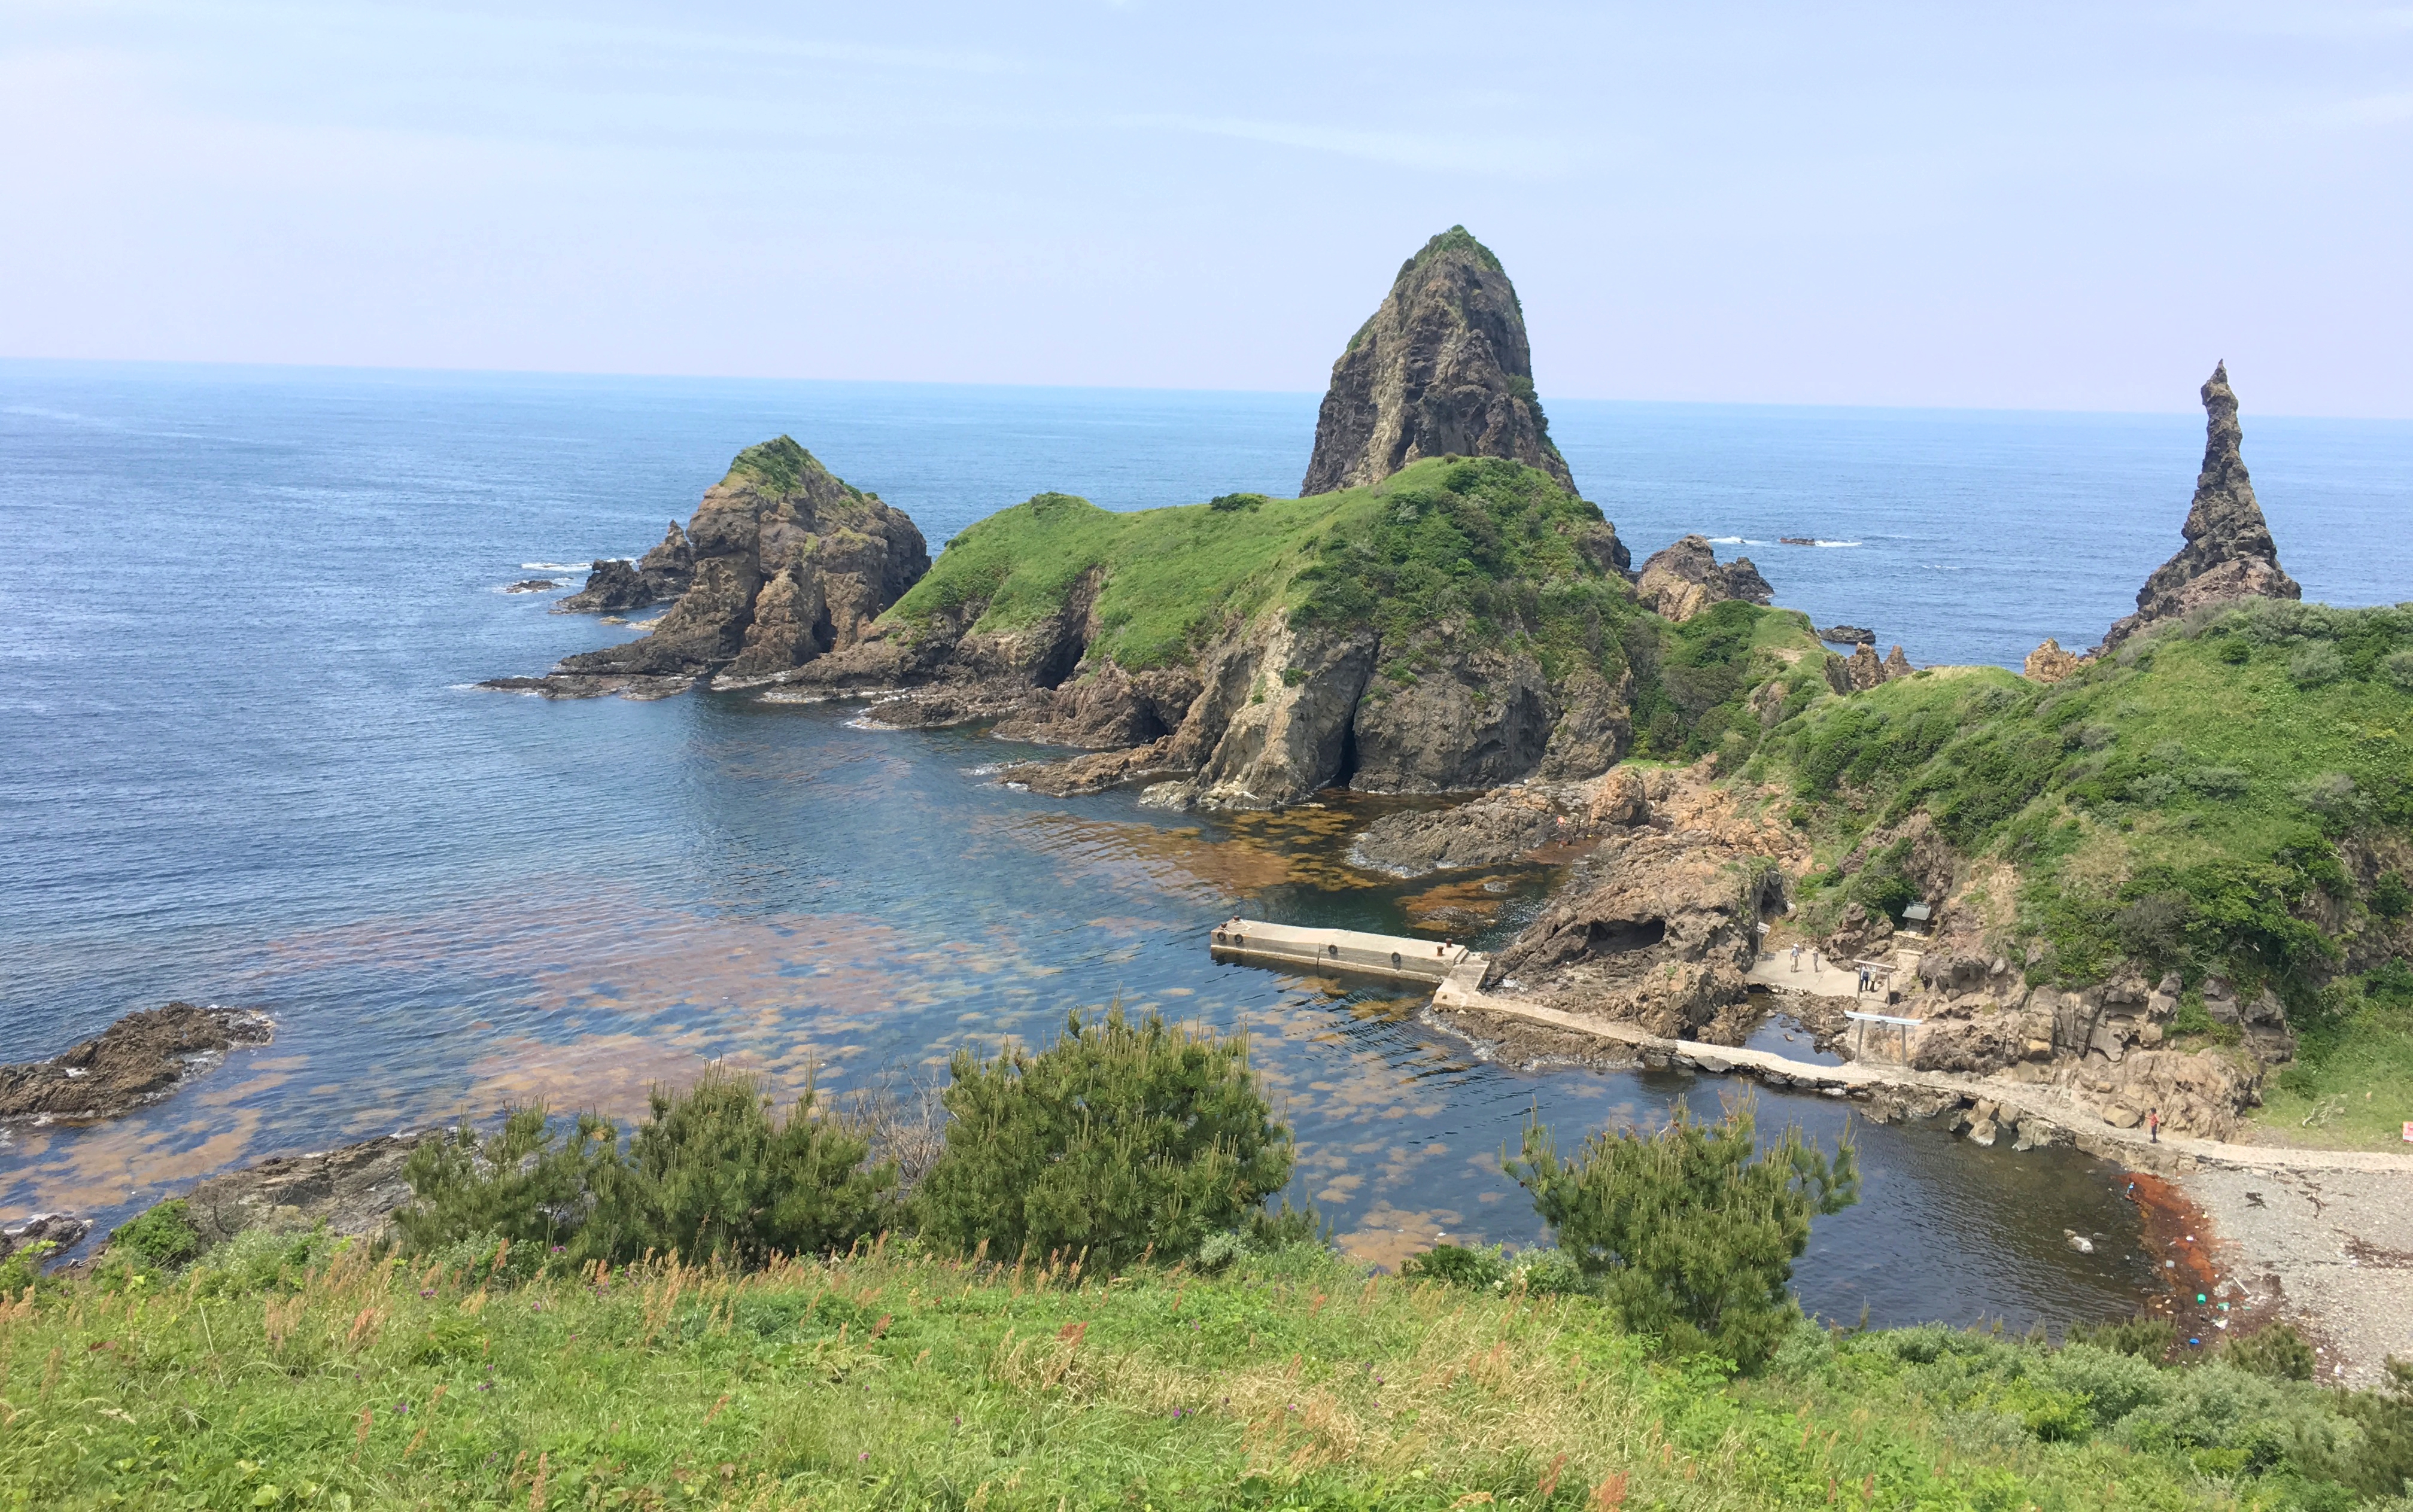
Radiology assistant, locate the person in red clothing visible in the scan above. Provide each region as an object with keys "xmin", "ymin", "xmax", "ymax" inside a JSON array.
[{"xmin": 2147, "ymin": 1108, "xmax": 2161, "ymax": 1143}]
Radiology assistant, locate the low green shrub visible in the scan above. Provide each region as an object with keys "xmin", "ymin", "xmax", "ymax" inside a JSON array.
[
  {"xmin": 396, "ymin": 1073, "xmax": 896, "ymax": 1268},
  {"xmin": 106, "ymin": 1198, "xmax": 205, "ymax": 1270},
  {"xmin": 913, "ymin": 1006, "xmax": 1293, "ymax": 1269},
  {"xmin": 2224, "ymin": 1322, "xmax": 2317, "ymax": 1381}
]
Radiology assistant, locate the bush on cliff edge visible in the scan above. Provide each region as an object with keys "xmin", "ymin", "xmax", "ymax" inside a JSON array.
[
  {"xmin": 913, "ymin": 1005, "xmax": 1294, "ymax": 1269},
  {"xmin": 1508, "ymin": 1093, "xmax": 1859, "ymax": 1370}
]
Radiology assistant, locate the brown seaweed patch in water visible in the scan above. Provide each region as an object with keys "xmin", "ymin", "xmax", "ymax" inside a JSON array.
[
  {"xmin": 988, "ymin": 813, "xmax": 1296, "ymax": 900},
  {"xmin": 458, "ymin": 1034, "xmax": 783, "ymax": 1124},
  {"xmin": 1336, "ymin": 1202, "xmax": 1467, "ymax": 1272},
  {"xmin": 1397, "ymin": 876, "xmax": 1518, "ymax": 935},
  {"xmin": 10, "ymin": 1108, "xmax": 268, "ymax": 1218}
]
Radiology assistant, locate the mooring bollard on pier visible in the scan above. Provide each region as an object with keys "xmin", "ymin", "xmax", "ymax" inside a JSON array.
[{"xmin": 1206, "ymin": 918, "xmax": 1483, "ymax": 986}]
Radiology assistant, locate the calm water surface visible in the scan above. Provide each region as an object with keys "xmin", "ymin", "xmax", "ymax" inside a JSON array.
[{"xmin": 7, "ymin": 362, "xmax": 2409, "ymax": 1329}]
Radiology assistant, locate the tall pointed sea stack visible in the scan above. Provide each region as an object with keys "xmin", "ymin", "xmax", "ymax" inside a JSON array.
[
  {"xmin": 2097, "ymin": 363, "xmax": 2300, "ymax": 653},
  {"xmin": 1300, "ymin": 227, "xmax": 1576, "ymax": 497}
]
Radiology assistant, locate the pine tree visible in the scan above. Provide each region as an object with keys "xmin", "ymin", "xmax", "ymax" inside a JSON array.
[
  {"xmin": 1508, "ymin": 1093, "xmax": 1858, "ymax": 1370},
  {"xmin": 914, "ymin": 1006, "xmax": 1293, "ymax": 1269}
]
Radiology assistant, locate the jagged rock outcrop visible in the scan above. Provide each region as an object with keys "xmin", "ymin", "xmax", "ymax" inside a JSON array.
[
  {"xmin": 0, "ymin": 1003, "xmax": 273, "ymax": 1123},
  {"xmin": 1828, "ymin": 642, "xmax": 1914, "ymax": 693},
  {"xmin": 1350, "ymin": 766, "xmax": 1651, "ymax": 876},
  {"xmin": 555, "ymin": 558, "xmax": 649, "ymax": 613},
  {"xmin": 2023, "ymin": 638, "xmax": 2085, "ymax": 683},
  {"xmin": 1300, "ymin": 227, "xmax": 1578, "ymax": 498},
  {"xmin": 2097, "ymin": 363, "xmax": 2301, "ymax": 653},
  {"xmin": 1820, "ymin": 625, "xmax": 1875, "ymax": 646},
  {"xmin": 488, "ymin": 441, "xmax": 928, "ymax": 698},
  {"xmin": 170, "ymin": 1134, "xmax": 423, "ymax": 1249},
  {"xmin": 1475, "ymin": 765, "xmax": 1806, "ymax": 1041},
  {"xmin": 555, "ymin": 522, "xmax": 695, "ymax": 614},
  {"xmin": 1635, "ymin": 536, "xmax": 1774, "ymax": 623}
]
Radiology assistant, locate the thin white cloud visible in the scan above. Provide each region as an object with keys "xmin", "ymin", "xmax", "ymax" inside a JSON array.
[
  {"xmin": 2329, "ymin": 92, "xmax": 2413, "ymax": 124},
  {"xmin": 1127, "ymin": 113, "xmax": 1578, "ymax": 178}
]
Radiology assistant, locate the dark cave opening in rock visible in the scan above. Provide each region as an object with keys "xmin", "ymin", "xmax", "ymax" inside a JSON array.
[{"xmin": 1585, "ymin": 917, "xmax": 1666, "ymax": 953}]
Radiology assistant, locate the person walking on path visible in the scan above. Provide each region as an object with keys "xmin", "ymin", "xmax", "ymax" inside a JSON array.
[
  {"xmin": 2147, "ymin": 1108, "xmax": 2161, "ymax": 1143},
  {"xmin": 1791, "ymin": 943, "xmax": 1802, "ymax": 973}
]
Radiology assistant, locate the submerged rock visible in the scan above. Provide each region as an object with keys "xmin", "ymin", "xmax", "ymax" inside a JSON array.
[
  {"xmin": 1300, "ymin": 227, "xmax": 1578, "ymax": 497},
  {"xmin": 1635, "ymin": 535, "xmax": 1773, "ymax": 623},
  {"xmin": 2098, "ymin": 363, "xmax": 2301, "ymax": 653},
  {"xmin": 0, "ymin": 1002, "xmax": 273, "ymax": 1124}
]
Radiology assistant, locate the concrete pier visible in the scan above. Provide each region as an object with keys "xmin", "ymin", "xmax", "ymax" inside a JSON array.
[{"xmin": 1208, "ymin": 918, "xmax": 1481, "ymax": 985}]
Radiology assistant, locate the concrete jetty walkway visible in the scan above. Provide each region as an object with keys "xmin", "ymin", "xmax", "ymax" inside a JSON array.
[
  {"xmin": 1432, "ymin": 973, "xmax": 2413, "ymax": 1179},
  {"xmin": 1206, "ymin": 918, "xmax": 2413, "ymax": 1178}
]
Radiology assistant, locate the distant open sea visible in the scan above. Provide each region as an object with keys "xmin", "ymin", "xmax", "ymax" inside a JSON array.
[{"xmin": 4, "ymin": 361, "xmax": 2409, "ymax": 1328}]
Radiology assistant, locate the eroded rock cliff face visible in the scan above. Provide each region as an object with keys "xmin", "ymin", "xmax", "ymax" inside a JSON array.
[
  {"xmin": 2097, "ymin": 364, "xmax": 2300, "ymax": 653},
  {"xmin": 1635, "ymin": 535, "xmax": 1774, "ymax": 623},
  {"xmin": 1300, "ymin": 227, "xmax": 1578, "ymax": 498},
  {"xmin": 1470, "ymin": 764, "xmax": 1807, "ymax": 1042},
  {"xmin": 489, "ymin": 440, "xmax": 928, "ymax": 698}
]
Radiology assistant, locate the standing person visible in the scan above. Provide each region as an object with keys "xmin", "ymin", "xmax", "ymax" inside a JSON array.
[
  {"xmin": 2147, "ymin": 1108, "xmax": 2160, "ymax": 1143},
  {"xmin": 1791, "ymin": 942, "xmax": 1802, "ymax": 973},
  {"xmin": 1812, "ymin": 950, "xmax": 1822, "ymax": 975}
]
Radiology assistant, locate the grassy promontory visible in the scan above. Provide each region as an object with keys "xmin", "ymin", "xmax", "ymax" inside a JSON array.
[
  {"xmin": 1738, "ymin": 599, "xmax": 2413, "ymax": 1145},
  {"xmin": 9, "ymin": 1232, "xmax": 2408, "ymax": 1510},
  {"xmin": 888, "ymin": 456, "xmax": 1828, "ymax": 763}
]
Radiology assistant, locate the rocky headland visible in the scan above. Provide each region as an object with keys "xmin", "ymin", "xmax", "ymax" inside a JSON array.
[
  {"xmin": 488, "ymin": 440, "xmax": 928, "ymax": 698},
  {"xmin": 0, "ymin": 1002, "xmax": 273, "ymax": 1124}
]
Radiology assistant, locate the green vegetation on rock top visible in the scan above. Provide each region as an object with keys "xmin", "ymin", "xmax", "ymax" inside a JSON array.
[
  {"xmin": 722, "ymin": 435, "xmax": 856, "ymax": 499},
  {"xmin": 889, "ymin": 457, "xmax": 1628, "ymax": 673},
  {"xmin": 1747, "ymin": 600, "xmax": 2413, "ymax": 1140}
]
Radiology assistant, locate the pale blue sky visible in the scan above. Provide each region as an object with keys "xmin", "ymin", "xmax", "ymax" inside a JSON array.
[{"xmin": 4, "ymin": 2, "xmax": 2409, "ymax": 414}]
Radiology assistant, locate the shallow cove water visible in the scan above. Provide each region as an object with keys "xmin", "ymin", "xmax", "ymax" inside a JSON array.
[{"xmin": 8, "ymin": 362, "xmax": 2411, "ymax": 1330}]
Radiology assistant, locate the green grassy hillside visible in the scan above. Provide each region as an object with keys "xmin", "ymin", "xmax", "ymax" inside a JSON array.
[
  {"xmin": 887, "ymin": 455, "xmax": 1828, "ymax": 761},
  {"xmin": 8, "ymin": 1232, "xmax": 2402, "ymax": 1510},
  {"xmin": 1742, "ymin": 600, "xmax": 2413, "ymax": 1142}
]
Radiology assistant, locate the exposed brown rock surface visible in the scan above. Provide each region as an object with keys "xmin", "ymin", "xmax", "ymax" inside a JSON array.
[
  {"xmin": 555, "ymin": 522, "xmax": 696, "ymax": 614},
  {"xmin": 0, "ymin": 1002, "xmax": 273, "ymax": 1124},
  {"xmin": 171, "ymin": 1134, "xmax": 423, "ymax": 1249},
  {"xmin": 2098, "ymin": 363, "xmax": 2301, "ymax": 653},
  {"xmin": 1300, "ymin": 227, "xmax": 1578, "ymax": 498},
  {"xmin": 490, "ymin": 441, "xmax": 928, "ymax": 698},
  {"xmin": 2022, "ymin": 638, "xmax": 2085, "ymax": 683},
  {"xmin": 1478, "ymin": 765, "xmax": 1805, "ymax": 1041},
  {"xmin": 1634, "ymin": 535, "xmax": 1773, "ymax": 623}
]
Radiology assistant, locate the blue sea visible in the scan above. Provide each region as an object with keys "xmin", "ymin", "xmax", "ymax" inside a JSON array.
[{"xmin": 5, "ymin": 361, "xmax": 2409, "ymax": 1327}]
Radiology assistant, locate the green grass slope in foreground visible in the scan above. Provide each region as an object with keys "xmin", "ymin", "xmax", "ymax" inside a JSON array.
[
  {"xmin": 884, "ymin": 455, "xmax": 1828, "ymax": 762},
  {"xmin": 8, "ymin": 1233, "xmax": 2410, "ymax": 1511},
  {"xmin": 1743, "ymin": 600, "xmax": 2413, "ymax": 1144}
]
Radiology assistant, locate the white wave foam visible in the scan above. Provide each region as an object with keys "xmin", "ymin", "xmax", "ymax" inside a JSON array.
[
  {"xmin": 1811, "ymin": 539, "xmax": 1864, "ymax": 548},
  {"xmin": 1704, "ymin": 535, "xmax": 1743, "ymax": 544},
  {"xmin": 520, "ymin": 561, "xmax": 595, "ymax": 573}
]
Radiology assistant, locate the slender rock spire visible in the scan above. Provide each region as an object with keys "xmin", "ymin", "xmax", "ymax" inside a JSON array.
[{"xmin": 2096, "ymin": 363, "xmax": 2300, "ymax": 653}]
